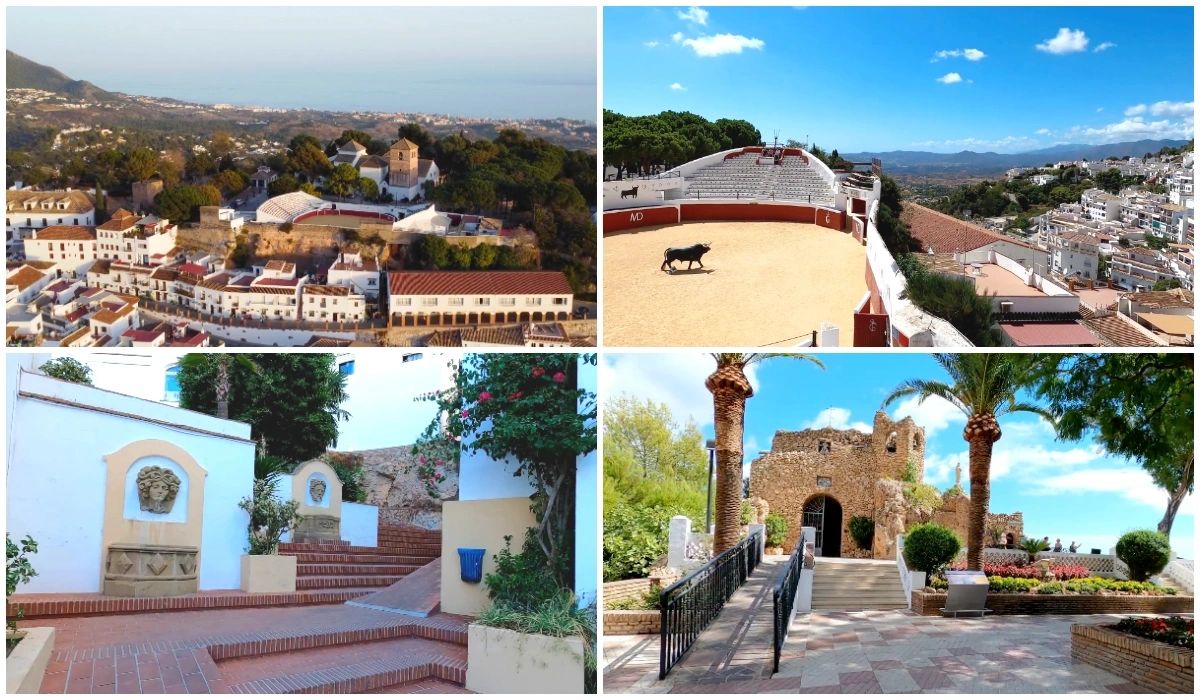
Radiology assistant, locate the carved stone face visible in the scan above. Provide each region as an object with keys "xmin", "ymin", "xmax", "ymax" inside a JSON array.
[
  {"xmin": 309, "ymin": 479, "xmax": 327, "ymax": 503},
  {"xmin": 136, "ymin": 466, "xmax": 182, "ymax": 514}
]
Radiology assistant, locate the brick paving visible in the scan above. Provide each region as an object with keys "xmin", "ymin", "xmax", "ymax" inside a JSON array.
[
  {"xmin": 31, "ymin": 603, "xmax": 470, "ymax": 694},
  {"xmin": 605, "ymin": 595, "xmax": 1178, "ymax": 693}
]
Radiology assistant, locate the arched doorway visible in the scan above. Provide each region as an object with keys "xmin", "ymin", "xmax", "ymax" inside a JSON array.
[{"xmin": 802, "ymin": 494, "xmax": 843, "ymax": 557}]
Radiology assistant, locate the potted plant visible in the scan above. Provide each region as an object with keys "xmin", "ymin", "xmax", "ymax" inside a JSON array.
[
  {"xmin": 1020, "ymin": 536, "xmax": 1048, "ymax": 564},
  {"xmin": 238, "ymin": 478, "xmax": 301, "ymax": 593}
]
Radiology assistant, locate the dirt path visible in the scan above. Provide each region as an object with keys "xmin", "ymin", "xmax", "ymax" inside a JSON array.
[{"xmin": 603, "ymin": 221, "xmax": 865, "ymax": 346}]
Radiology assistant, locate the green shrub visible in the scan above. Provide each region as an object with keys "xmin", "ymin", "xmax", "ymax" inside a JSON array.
[
  {"xmin": 237, "ymin": 479, "xmax": 300, "ymax": 555},
  {"xmin": 765, "ymin": 513, "xmax": 788, "ymax": 548},
  {"xmin": 484, "ymin": 535, "xmax": 560, "ymax": 612},
  {"xmin": 6, "ymin": 533, "xmax": 38, "ymax": 637},
  {"xmin": 323, "ymin": 452, "xmax": 368, "ymax": 503},
  {"xmin": 605, "ymin": 586, "xmax": 661, "ymax": 611},
  {"xmin": 603, "ymin": 502, "xmax": 671, "ymax": 581},
  {"xmin": 903, "ymin": 523, "xmax": 961, "ymax": 577},
  {"xmin": 1019, "ymin": 536, "xmax": 1048, "ymax": 560},
  {"xmin": 740, "ymin": 500, "xmax": 754, "ymax": 526},
  {"xmin": 988, "ymin": 576, "xmax": 1041, "ymax": 593},
  {"xmin": 848, "ymin": 516, "xmax": 875, "ymax": 550},
  {"xmin": 477, "ymin": 590, "xmax": 597, "ymax": 693},
  {"xmin": 1037, "ymin": 582, "xmax": 1063, "ymax": 594},
  {"xmin": 1115, "ymin": 530, "xmax": 1171, "ymax": 582}
]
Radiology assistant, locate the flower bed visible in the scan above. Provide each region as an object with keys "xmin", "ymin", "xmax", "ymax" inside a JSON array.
[
  {"xmin": 1072, "ymin": 620, "xmax": 1194, "ymax": 694},
  {"xmin": 912, "ymin": 588, "xmax": 1193, "ymax": 616},
  {"xmin": 951, "ymin": 562, "xmax": 1091, "ymax": 580},
  {"xmin": 930, "ymin": 574, "xmax": 1175, "ymax": 596},
  {"xmin": 1115, "ymin": 616, "xmax": 1194, "ymax": 648}
]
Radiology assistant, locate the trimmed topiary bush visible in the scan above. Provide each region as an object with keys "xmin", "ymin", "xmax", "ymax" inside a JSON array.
[
  {"xmin": 765, "ymin": 513, "xmax": 788, "ymax": 549},
  {"xmin": 1115, "ymin": 529, "xmax": 1171, "ymax": 582},
  {"xmin": 848, "ymin": 516, "xmax": 875, "ymax": 550},
  {"xmin": 903, "ymin": 523, "xmax": 961, "ymax": 577}
]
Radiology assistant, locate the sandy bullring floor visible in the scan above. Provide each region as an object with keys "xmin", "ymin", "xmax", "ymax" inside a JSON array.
[{"xmin": 603, "ymin": 221, "xmax": 866, "ymax": 346}]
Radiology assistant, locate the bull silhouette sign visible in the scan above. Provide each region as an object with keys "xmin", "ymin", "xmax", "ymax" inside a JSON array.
[
  {"xmin": 621, "ymin": 185, "xmax": 639, "ymax": 199},
  {"xmin": 661, "ymin": 243, "xmax": 711, "ymax": 273}
]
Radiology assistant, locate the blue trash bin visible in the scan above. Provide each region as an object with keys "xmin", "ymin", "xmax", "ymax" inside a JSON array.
[{"xmin": 457, "ymin": 547, "xmax": 486, "ymax": 583}]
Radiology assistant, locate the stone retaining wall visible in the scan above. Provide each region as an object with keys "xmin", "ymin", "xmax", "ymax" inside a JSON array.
[
  {"xmin": 912, "ymin": 590, "xmax": 1194, "ymax": 616},
  {"xmin": 603, "ymin": 578, "xmax": 652, "ymax": 602},
  {"xmin": 604, "ymin": 610, "xmax": 660, "ymax": 635},
  {"xmin": 1071, "ymin": 623, "xmax": 1193, "ymax": 694}
]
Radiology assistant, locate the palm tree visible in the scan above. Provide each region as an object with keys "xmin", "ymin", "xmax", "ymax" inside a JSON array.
[
  {"xmin": 707, "ymin": 353, "xmax": 823, "ymax": 555},
  {"xmin": 882, "ymin": 354, "xmax": 1050, "ymax": 570}
]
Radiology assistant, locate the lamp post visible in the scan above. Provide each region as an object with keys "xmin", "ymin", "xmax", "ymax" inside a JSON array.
[{"xmin": 705, "ymin": 438, "xmax": 716, "ymax": 534}]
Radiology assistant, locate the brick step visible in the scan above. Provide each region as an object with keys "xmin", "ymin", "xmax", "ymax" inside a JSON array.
[
  {"xmin": 297, "ymin": 575, "xmax": 409, "ymax": 590},
  {"xmin": 813, "ymin": 580, "xmax": 903, "ymax": 590},
  {"xmin": 297, "ymin": 563, "xmax": 422, "ymax": 576},
  {"xmin": 6, "ymin": 587, "xmax": 381, "ymax": 620},
  {"xmin": 280, "ymin": 543, "xmax": 440, "ymax": 557},
  {"xmin": 227, "ymin": 654, "xmax": 465, "ymax": 694},
  {"xmin": 207, "ymin": 616, "xmax": 468, "ymax": 663},
  {"xmin": 290, "ymin": 552, "xmax": 433, "ymax": 566}
]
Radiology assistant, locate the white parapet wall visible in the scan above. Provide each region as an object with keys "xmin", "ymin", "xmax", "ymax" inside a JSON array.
[
  {"xmin": 341, "ymin": 502, "xmax": 379, "ymax": 548},
  {"xmin": 602, "ymin": 177, "xmax": 685, "ymax": 210}
]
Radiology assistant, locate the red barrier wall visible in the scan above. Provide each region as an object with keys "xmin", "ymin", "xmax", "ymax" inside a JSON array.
[
  {"xmin": 853, "ymin": 310, "xmax": 890, "ymax": 347},
  {"xmin": 814, "ymin": 208, "xmax": 845, "ymax": 230},
  {"xmin": 602, "ymin": 205, "xmax": 680, "ymax": 234},
  {"xmin": 679, "ymin": 202, "xmax": 818, "ymax": 224},
  {"xmin": 293, "ymin": 208, "xmax": 396, "ymax": 224}
]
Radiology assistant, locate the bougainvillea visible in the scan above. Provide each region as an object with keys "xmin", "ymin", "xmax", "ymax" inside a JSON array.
[{"xmin": 413, "ymin": 353, "xmax": 597, "ymax": 588}]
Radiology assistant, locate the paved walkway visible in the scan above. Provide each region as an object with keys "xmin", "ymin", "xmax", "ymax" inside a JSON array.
[
  {"xmin": 605, "ymin": 601, "xmax": 1164, "ymax": 693},
  {"xmin": 604, "ymin": 556, "xmax": 785, "ymax": 693},
  {"xmin": 30, "ymin": 603, "xmax": 468, "ymax": 693}
]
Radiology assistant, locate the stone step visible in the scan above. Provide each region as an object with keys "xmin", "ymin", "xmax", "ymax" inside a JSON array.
[
  {"xmin": 207, "ymin": 614, "xmax": 468, "ymax": 663},
  {"xmin": 226, "ymin": 654, "xmax": 466, "ymax": 694},
  {"xmin": 297, "ymin": 575, "xmax": 409, "ymax": 590},
  {"xmin": 279, "ymin": 542, "xmax": 440, "ymax": 557},
  {"xmin": 6, "ymin": 587, "xmax": 382, "ymax": 620},
  {"xmin": 297, "ymin": 563, "xmax": 422, "ymax": 577}
]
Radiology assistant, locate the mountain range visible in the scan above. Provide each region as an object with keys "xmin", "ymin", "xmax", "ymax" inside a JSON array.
[
  {"xmin": 843, "ymin": 140, "xmax": 1191, "ymax": 176},
  {"xmin": 6, "ymin": 50, "xmax": 114, "ymax": 101}
]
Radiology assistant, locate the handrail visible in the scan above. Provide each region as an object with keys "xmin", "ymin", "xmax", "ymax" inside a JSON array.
[
  {"xmin": 897, "ymin": 533, "xmax": 912, "ymax": 605},
  {"xmin": 772, "ymin": 533, "xmax": 806, "ymax": 674},
  {"xmin": 659, "ymin": 529, "xmax": 763, "ymax": 680}
]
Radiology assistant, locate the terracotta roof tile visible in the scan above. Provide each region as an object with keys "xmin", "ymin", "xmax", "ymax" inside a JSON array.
[
  {"xmin": 902, "ymin": 203, "xmax": 1037, "ymax": 254},
  {"xmin": 1123, "ymin": 288, "xmax": 1193, "ymax": 309},
  {"xmin": 998, "ymin": 321, "xmax": 1099, "ymax": 347},
  {"xmin": 303, "ymin": 285, "xmax": 353, "ymax": 296},
  {"xmin": 1081, "ymin": 315, "xmax": 1165, "ymax": 347},
  {"xmin": 34, "ymin": 225, "xmax": 95, "ymax": 241},
  {"xmin": 7, "ymin": 266, "xmax": 47, "ymax": 292},
  {"xmin": 388, "ymin": 271, "xmax": 572, "ymax": 297}
]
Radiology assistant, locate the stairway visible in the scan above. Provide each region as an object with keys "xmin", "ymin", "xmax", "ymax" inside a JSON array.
[
  {"xmin": 811, "ymin": 557, "xmax": 908, "ymax": 611},
  {"xmin": 1153, "ymin": 571, "xmax": 1191, "ymax": 594},
  {"xmin": 279, "ymin": 524, "xmax": 442, "ymax": 596}
]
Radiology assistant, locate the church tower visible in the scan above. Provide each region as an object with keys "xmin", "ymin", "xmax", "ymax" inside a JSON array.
[
  {"xmin": 871, "ymin": 411, "xmax": 926, "ymax": 481},
  {"xmin": 387, "ymin": 138, "xmax": 420, "ymax": 188}
]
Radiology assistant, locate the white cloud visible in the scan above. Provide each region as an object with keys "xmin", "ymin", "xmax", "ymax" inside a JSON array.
[
  {"xmin": 1126, "ymin": 103, "xmax": 1147, "ymax": 116},
  {"xmin": 1147, "ymin": 100, "xmax": 1194, "ymax": 117},
  {"xmin": 1096, "ymin": 107, "xmax": 1104, "ymax": 113},
  {"xmin": 802, "ymin": 407, "xmax": 871, "ymax": 433},
  {"xmin": 1094, "ymin": 41, "xmax": 1116, "ymax": 53},
  {"xmin": 1032, "ymin": 467, "xmax": 1194, "ymax": 517},
  {"xmin": 919, "ymin": 134, "xmax": 1039, "ymax": 152},
  {"xmin": 677, "ymin": 6, "xmax": 709, "ymax": 26},
  {"xmin": 936, "ymin": 72, "xmax": 964, "ymax": 84},
  {"xmin": 671, "ymin": 32, "xmax": 684, "ymax": 44},
  {"xmin": 1063, "ymin": 115, "xmax": 1195, "ymax": 143},
  {"xmin": 669, "ymin": 82, "xmax": 686, "ymax": 91},
  {"xmin": 932, "ymin": 48, "xmax": 986, "ymax": 62},
  {"xmin": 679, "ymin": 33, "xmax": 765, "ymax": 57},
  {"xmin": 1035, "ymin": 128, "xmax": 1052, "ymax": 136},
  {"xmin": 1036, "ymin": 27, "xmax": 1089, "ymax": 54},
  {"xmin": 599, "ymin": 354, "xmax": 760, "ymax": 428},
  {"xmin": 888, "ymin": 395, "xmax": 964, "ymax": 438},
  {"xmin": 643, "ymin": 40, "xmax": 660, "ymax": 48}
]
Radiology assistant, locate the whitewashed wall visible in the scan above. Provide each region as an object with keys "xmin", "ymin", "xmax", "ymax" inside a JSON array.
[
  {"xmin": 574, "ymin": 358, "xmax": 598, "ymax": 607},
  {"xmin": 6, "ymin": 369, "xmax": 255, "ymax": 593},
  {"xmin": 342, "ymin": 502, "xmax": 380, "ymax": 547}
]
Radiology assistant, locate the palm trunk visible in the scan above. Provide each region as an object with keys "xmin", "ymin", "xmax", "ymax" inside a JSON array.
[
  {"xmin": 707, "ymin": 366, "xmax": 753, "ymax": 556},
  {"xmin": 963, "ymin": 412, "xmax": 1001, "ymax": 571},
  {"xmin": 1158, "ymin": 454, "xmax": 1193, "ymax": 537},
  {"xmin": 216, "ymin": 356, "xmax": 230, "ymax": 420}
]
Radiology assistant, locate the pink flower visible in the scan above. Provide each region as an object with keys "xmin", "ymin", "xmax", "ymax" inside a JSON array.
[
  {"xmin": 460, "ymin": 409, "xmax": 469, "ymax": 419},
  {"xmin": 509, "ymin": 390, "xmax": 523, "ymax": 400},
  {"xmin": 434, "ymin": 471, "xmax": 443, "ymax": 480},
  {"xmin": 479, "ymin": 391, "xmax": 492, "ymax": 402},
  {"xmin": 553, "ymin": 371, "xmax": 566, "ymax": 383},
  {"xmin": 531, "ymin": 366, "xmax": 545, "ymax": 378},
  {"xmin": 418, "ymin": 455, "xmax": 427, "ymax": 465},
  {"xmin": 435, "ymin": 459, "xmax": 444, "ymax": 466}
]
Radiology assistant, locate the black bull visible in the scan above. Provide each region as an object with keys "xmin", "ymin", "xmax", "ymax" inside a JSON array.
[{"xmin": 661, "ymin": 243, "xmax": 711, "ymax": 272}]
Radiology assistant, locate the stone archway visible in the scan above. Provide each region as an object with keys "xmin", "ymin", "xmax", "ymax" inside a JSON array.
[{"xmin": 802, "ymin": 494, "xmax": 843, "ymax": 557}]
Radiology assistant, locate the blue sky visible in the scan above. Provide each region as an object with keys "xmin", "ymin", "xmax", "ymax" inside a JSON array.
[
  {"xmin": 604, "ymin": 5, "xmax": 1194, "ymax": 152},
  {"xmin": 601, "ymin": 353, "xmax": 1194, "ymax": 558},
  {"xmin": 7, "ymin": 6, "xmax": 596, "ymax": 120}
]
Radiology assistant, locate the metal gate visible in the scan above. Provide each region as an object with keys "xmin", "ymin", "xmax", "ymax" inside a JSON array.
[{"xmin": 802, "ymin": 496, "xmax": 826, "ymax": 555}]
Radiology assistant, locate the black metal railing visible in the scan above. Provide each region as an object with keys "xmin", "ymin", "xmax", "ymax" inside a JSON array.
[
  {"xmin": 659, "ymin": 530, "xmax": 763, "ymax": 679},
  {"xmin": 772, "ymin": 533, "xmax": 807, "ymax": 674}
]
